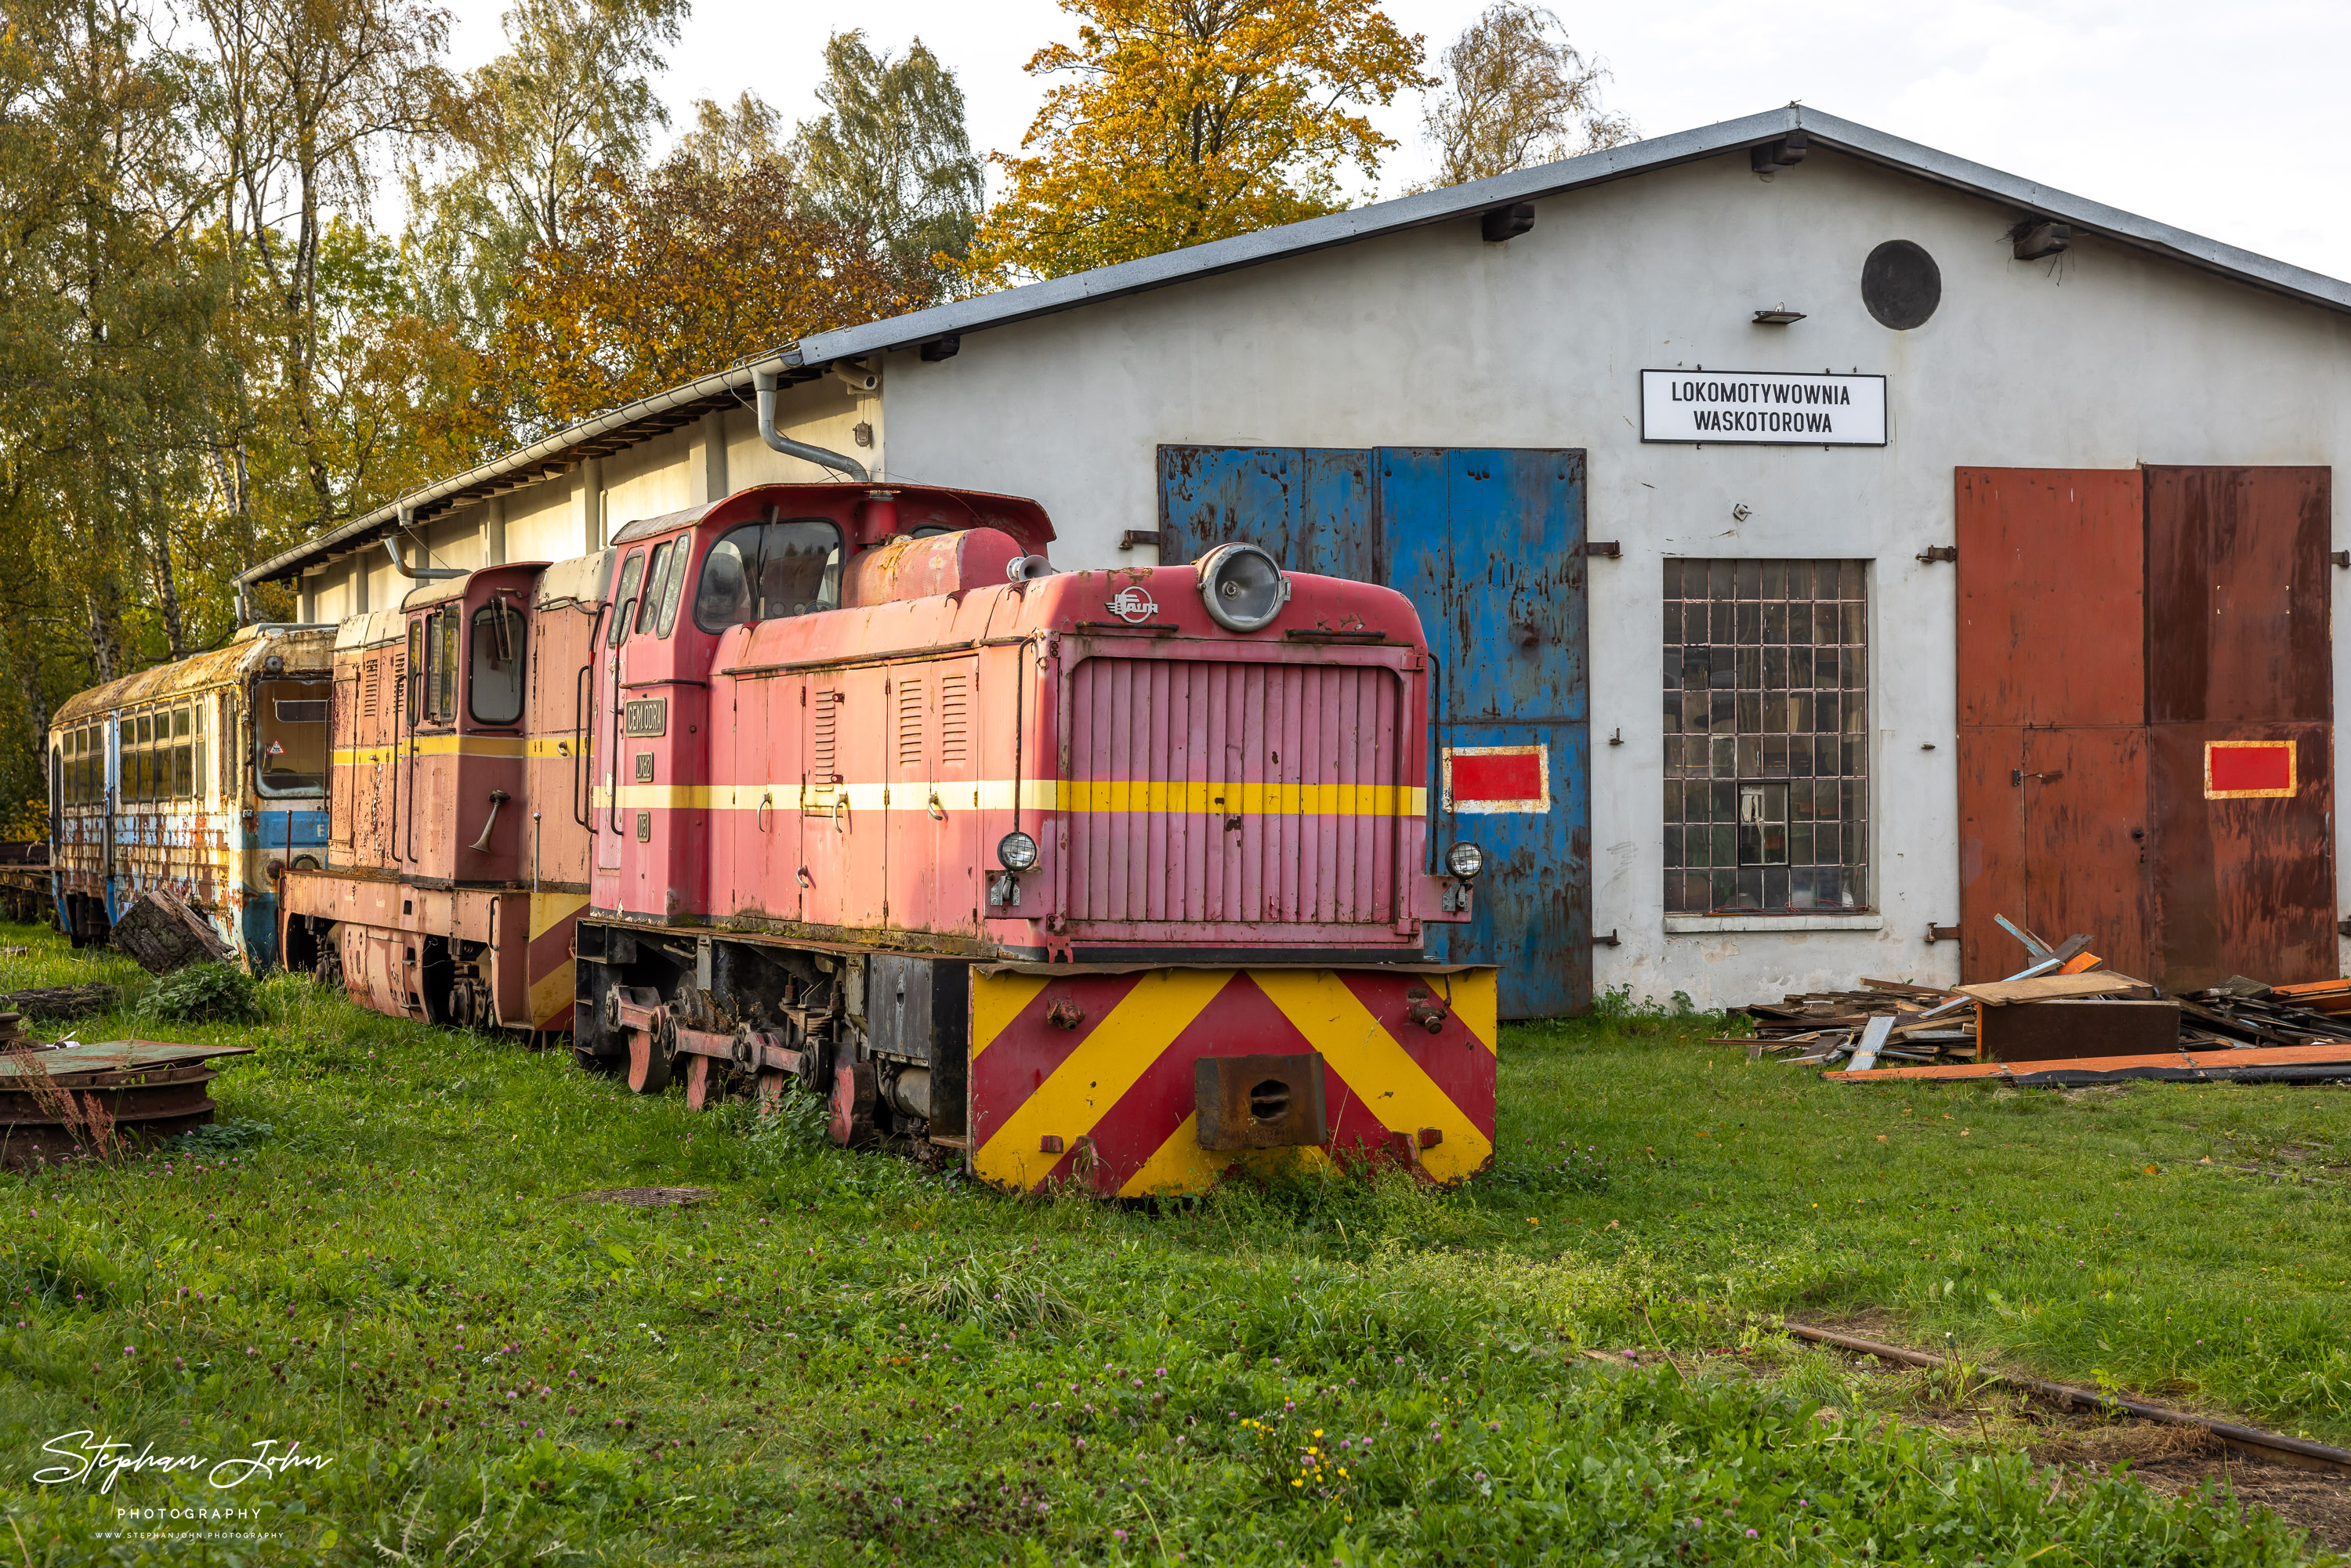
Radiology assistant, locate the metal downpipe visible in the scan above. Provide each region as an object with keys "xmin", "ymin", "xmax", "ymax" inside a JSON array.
[
  {"xmin": 386, "ymin": 503, "xmax": 467, "ymax": 582},
  {"xmin": 754, "ymin": 367, "xmax": 868, "ymax": 482}
]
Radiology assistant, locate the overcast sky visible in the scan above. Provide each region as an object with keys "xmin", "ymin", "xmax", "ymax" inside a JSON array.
[{"xmin": 444, "ymin": 0, "xmax": 2351, "ymax": 281}]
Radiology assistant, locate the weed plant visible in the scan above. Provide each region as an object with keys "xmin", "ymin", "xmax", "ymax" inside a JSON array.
[{"xmin": 0, "ymin": 926, "xmax": 2341, "ymax": 1564}]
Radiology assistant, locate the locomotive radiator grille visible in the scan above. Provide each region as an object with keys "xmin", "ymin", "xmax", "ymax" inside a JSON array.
[{"xmin": 1064, "ymin": 658, "xmax": 1405, "ymax": 926}]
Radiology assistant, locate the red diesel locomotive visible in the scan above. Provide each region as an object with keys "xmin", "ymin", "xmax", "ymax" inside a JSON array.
[{"xmin": 281, "ymin": 482, "xmax": 1498, "ymax": 1194}]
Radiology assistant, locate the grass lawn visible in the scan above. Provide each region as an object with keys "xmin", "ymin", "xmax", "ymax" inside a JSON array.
[{"xmin": 0, "ymin": 924, "xmax": 2346, "ymax": 1566}]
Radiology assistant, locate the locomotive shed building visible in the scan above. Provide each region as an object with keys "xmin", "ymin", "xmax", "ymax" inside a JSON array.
[{"xmin": 242, "ymin": 104, "xmax": 2351, "ymax": 1015}]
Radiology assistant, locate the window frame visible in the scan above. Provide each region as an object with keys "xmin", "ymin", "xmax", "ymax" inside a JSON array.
[
  {"xmin": 692, "ymin": 518, "xmax": 846, "ymax": 634},
  {"xmin": 1661, "ymin": 557, "xmax": 1871, "ymax": 917},
  {"xmin": 253, "ymin": 678, "xmax": 332, "ymax": 798},
  {"xmin": 609, "ymin": 549, "xmax": 646, "ymax": 647},
  {"xmin": 468, "ymin": 598, "xmax": 528, "ymax": 726}
]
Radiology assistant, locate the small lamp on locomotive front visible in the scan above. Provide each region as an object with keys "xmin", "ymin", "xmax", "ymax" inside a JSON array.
[
  {"xmin": 1445, "ymin": 841, "xmax": 1485, "ymax": 880},
  {"xmin": 991, "ymin": 830, "xmax": 1039, "ymax": 911},
  {"xmin": 997, "ymin": 831, "xmax": 1039, "ymax": 873}
]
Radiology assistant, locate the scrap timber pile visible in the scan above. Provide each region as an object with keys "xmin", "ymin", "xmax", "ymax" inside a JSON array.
[{"xmin": 1733, "ymin": 918, "xmax": 2351, "ymax": 1088}]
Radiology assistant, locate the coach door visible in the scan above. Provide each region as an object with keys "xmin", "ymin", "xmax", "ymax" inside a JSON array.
[{"xmin": 1161, "ymin": 446, "xmax": 1591, "ymax": 1018}]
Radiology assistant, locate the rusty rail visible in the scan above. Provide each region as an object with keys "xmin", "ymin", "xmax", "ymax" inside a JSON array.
[{"xmin": 1780, "ymin": 1320, "xmax": 2351, "ymax": 1475}]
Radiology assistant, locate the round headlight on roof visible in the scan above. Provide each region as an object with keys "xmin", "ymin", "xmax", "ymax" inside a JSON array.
[
  {"xmin": 997, "ymin": 830, "xmax": 1040, "ymax": 872},
  {"xmin": 1195, "ymin": 543, "xmax": 1291, "ymax": 632},
  {"xmin": 1445, "ymin": 841, "xmax": 1486, "ymax": 880}
]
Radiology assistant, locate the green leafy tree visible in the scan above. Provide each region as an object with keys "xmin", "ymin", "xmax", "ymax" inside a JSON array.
[
  {"xmin": 792, "ymin": 31, "xmax": 981, "ymax": 299},
  {"xmin": 403, "ymin": 0, "xmax": 686, "ymax": 340},
  {"xmin": 962, "ymin": 0, "xmax": 1428, "ymax": 285}
]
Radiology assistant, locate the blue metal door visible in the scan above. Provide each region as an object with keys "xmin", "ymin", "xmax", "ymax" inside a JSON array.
[{"xmin": 1161, "ymin": 445, "xmax": 1590, "ymax": 1017}]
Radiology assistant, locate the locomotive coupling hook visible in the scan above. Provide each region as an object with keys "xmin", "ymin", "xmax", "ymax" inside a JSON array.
[{"xmin": 469, "ymin": 790, "xmax": 511, "ymax": 853}]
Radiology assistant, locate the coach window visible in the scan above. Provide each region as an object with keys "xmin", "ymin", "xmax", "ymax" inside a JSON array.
[
  {"xmin": 255, "ymin": 679, "xmax": 330, "ymax": 796},
  {"xmin": 694, "ymin": 520, "xmax": 842, "ymax": 632},
  {"xmin": 609, "ymin": 550, "xmax": 646, "ymax": 647},
  {"xmin": 192, "ymin": 702, "xmax": 207, "ymax": 802},
  {"xmin": 168, "ymin": 706, "xmax": 190, "ymax": 797},
  {"xmin": 134, "ymin": 712, "xmax": 154, "ymax": 802},
  {"xmin": 1663, "ymin": 559, "xmax": 1870, "ymax": 914},
  {"xmin": 470, "ymin": 599, "xmax": 527, "ymax": 725}
]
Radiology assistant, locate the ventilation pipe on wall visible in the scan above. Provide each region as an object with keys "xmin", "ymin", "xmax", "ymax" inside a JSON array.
[{"xmin": 754, "ymin": 365, "xmax": 868, "ymax": 482}]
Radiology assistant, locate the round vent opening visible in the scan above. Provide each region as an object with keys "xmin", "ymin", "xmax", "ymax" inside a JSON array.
[{"xmin": 1862, "ymin": 240, "xmax": 1941, "ymax": 330}]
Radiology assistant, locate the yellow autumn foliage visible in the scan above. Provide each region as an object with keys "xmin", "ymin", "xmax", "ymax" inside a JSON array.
[{"xmin": 962, "ymin": 0, "xmax": 1428, "ymax": 287}]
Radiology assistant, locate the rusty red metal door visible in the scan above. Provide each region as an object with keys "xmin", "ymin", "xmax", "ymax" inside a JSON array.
[
  {"xmin": 1955, "ymin": 469, "xmax": 2151, "ymax": 980},
  {"xmin": 2143, "ymin": 466, "xmax": 2335, "ymax": 988},
  {"xmin": 1957, "ymin": 465, "xmax": 2335, "ymax": 987}
]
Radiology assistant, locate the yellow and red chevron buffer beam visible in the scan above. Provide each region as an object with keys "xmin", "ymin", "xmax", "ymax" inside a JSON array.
[{"xmin": 969, "ymin": 966, "xmax": 1497, "ymax": 1196}]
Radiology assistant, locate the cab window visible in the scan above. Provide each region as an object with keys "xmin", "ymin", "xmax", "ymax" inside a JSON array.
[
  {"xmin": 470, "ymin": 600, "xmax": 527, "ymax": 724},
  {"xmin": 694, "ymin": 519, "xmax": 842, "ymax": 632},
  {"xmin": 654, "ymin": 538, "xmax": 690, "ymax": 636},
  {"xmin": 635, "ymin": 541, "xmax": 672, "ymax": 636},
  {"xmin": 609, "ymin": 550, "xmax": 646, "ymax": 647},
  {"xmin": 255, "ymin": 679, "xmax": 329, "ymax": 795},
  {"xmin": 410, "ymin": 610, "xmax": 462, "ymax": 725}
]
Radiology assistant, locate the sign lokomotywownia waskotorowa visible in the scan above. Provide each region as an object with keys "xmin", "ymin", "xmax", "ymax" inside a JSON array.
[{"xmin": 1640, "ymin": 370, "xmax": 1886, "ymax": 446}]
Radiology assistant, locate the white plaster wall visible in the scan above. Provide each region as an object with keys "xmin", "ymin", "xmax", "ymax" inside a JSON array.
[
  {"xmin": 867, "ymin": 147, "xmax": 2351, "ymax": 1007},
  {"xmin": 291, "ymin": 377, "xmax": 868, "ymax": 614}
]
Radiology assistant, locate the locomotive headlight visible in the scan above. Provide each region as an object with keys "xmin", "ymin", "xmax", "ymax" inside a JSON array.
[
  {"xmin": 1196, "ymin": 542, "xmax": 1291, "ymax": 632},
  {"xmin": 1445, "ymin": 841, "xmax": 1486, "ymax": 880},
  {"xmin": 997, "ymin": 830, "xmax": 1040, "ymax": 872}
]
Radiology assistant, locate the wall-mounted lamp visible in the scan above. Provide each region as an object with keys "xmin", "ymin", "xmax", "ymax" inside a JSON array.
[
  {"xmin": 1480, "ymin": 203, "xmax": 1535, "ymax": 242},
  {"xmin": 2009, "ymin": 219, "xmax": 2071, "ymax": 261},
  {"xmin": 1751, "ymin": 132, "xmax": 1808, "ymax": 172},
  {"xmin": 1751, "ymin": 306, "xmax": 1806, "ymax": 325}
]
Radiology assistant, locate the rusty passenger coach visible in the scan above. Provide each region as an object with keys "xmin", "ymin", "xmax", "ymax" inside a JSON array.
[
  {"xmin": 48, "ymin": 625, "xmax": 335, "ymax": 962},
  {"xmin": 277, "ymin": 482, "xmax": 1499, "ymax": 1193}
]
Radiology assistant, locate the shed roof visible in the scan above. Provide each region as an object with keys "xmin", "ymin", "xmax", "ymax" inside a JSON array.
[{"xmin": 238, "ymin": 103, "xmax": 2351, "ymax": 590}]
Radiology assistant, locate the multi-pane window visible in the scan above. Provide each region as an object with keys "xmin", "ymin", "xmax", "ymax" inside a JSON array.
[{"xmin": 1662, "ymin": 559, "xmax": 1870, "ymax": 914}]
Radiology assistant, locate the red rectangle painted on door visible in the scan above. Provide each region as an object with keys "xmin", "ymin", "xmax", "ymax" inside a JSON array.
[
  {"xmin": 1447, "ymin": 749, "xmax": 1545, "ymax": 807},
  {"xmin": 2205, "ymin": 740, "xmax": 2295, "ymax": 798}
]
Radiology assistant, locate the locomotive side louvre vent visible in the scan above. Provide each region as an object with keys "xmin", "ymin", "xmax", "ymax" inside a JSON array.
[
  {"xmin": 897, "ymin": 677, "xmax": 924, "ymax": 767},
  {"xmin": 940, "ymin": 674, "xmax": 969, "ymax": 766},
  {"xmin": 1066, "ymin": 659, "xmax": 1403, "ymax": 925},
  {"xmin": 362, "ymin": 657, "xmax": 379, "ymax": 719},
  {"xmin": 806, "ymin": 686, "xmax": 839, "ymax": 812}
]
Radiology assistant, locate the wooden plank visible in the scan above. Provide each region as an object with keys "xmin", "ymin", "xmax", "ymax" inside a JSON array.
[
  {"xmin": 1828, "ymin": 1040, "xmax": 2351, "ymax": 1082},
  {"xmin": 1955, "ymin": 971, "xmax": 2141, "ymax": 1006},
  {"xmin": 1860, "ymin": 977, "xmax": 1954, "ymax": 1000}
]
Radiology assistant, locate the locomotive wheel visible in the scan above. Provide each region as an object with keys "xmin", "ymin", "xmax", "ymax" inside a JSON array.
[
  {"xmin": 754, "ymin": 1067, "xmax": 790, "ymax": 1108},
  {"xmin": 624, "ymin": 1026, "xmax": 672, "ymax": 1095},
  {"xmin": 828, "ymin": 1060, "xmax": 878, "ymax": 1146},
  {"xmin": 683, "ymin": 1053, "xmax": 720, "ymax": 1112}
]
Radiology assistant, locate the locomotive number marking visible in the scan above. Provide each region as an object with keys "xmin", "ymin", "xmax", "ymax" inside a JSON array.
[
  {"xmin": 633, "ymin": 751, "xmax": 655, "ymax": 782},
  {"xmin": 623, "ymin": 698, "xmax": 667, "ymax": 737},
  {"xmin": 636, "ymin": 810, "xmax": 651, "ymax": 842}
]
